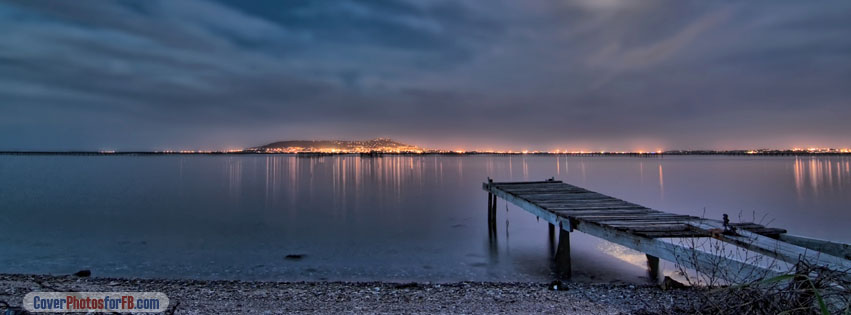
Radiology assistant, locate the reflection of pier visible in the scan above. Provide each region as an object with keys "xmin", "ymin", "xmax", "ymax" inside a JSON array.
[{"xmin": 484, "ymin": 178, "xmax": 851, "ymax": 281}]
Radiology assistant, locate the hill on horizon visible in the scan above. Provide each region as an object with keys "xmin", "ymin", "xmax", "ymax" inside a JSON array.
[{"xmin": 249, "ymin": 138, "xmax": 424, "ymax": 153}]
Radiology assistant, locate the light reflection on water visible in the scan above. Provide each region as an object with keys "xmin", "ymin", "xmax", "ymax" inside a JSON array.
[
  {"xmin": 794, "ymin": 157, "xmax": 851, "ymax": 199},
  {"xmin": 0, "ymin": 155, "xmax": 849, "ymax": 283}
]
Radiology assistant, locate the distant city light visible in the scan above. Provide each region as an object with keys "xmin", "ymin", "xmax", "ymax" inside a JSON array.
[{"xmin": 137, "ymin": 144, "xmax": 851, "ymax": 155}]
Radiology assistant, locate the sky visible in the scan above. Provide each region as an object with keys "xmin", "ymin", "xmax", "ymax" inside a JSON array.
[{"xmin": 1, "ymin": 0, "xmax": 849, "ymax": 151}]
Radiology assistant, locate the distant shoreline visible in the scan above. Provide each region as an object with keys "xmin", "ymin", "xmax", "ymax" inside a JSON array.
[{"xmin": 0, "ymin": 151, "xmax": 849, "ymax": 156}]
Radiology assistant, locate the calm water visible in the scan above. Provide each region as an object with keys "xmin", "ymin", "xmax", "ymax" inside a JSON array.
[{"xmin": 1, "ymin": 155, "xmax": 849, "ymax": 283}]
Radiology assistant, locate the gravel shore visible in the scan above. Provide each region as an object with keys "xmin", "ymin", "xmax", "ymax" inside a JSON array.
[{"xmin": 0, "ymin": 274, "xmax": 699, "ymax": 314}]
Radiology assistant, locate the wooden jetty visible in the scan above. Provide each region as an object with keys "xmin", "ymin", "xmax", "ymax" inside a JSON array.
[{"xmin": 483, "ymin": 178, "xmax": 851, "ymax": 282}]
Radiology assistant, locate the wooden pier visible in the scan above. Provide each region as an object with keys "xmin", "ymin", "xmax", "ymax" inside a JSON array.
[{"xmin": 483, "ymin": 178, "xmax": 851, "ymax": 282}]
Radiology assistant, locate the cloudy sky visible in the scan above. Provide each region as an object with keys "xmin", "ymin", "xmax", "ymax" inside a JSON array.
[{"xmin": 1, "ymin": 0, "xmax": 849, "ymax": 151}]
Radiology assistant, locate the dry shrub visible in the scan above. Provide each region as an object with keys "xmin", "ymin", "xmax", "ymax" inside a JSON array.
[{"xmin": 692, "ymin": 261, "xmax": 850, "ymax": 314}]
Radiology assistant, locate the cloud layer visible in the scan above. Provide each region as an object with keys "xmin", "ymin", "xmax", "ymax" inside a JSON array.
[{"xmin": 1, "ymin": 0, "xmax": 849, "ymax": 150}]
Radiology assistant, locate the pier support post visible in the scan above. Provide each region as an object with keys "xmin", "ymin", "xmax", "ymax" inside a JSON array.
[
  {"xmin": 548, "ymin": 223, "xmax": 556, "ymax": 257},
  {"xmin": 487, "ymin": 191, "xmax": 497, "ymax": 238},
  {"xmin": 548, "ymin": 223, "xmax": 555, "ymax": 246},
  {"xmin": 487, "ymin": 192, "xmax": 493, "ymax": 221},
  {"xmin": 490, "ymin": 194, "xmax": 497, "ymax": 221},
  {"xmin": 646, "ymin": 254, "xmax": 660, "ymax": 281},
  {"xmin": 555, "ymin": 229, "xmax": 571, "ymax": 279}
]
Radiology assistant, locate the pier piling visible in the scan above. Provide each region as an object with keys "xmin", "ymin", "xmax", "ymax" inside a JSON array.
[
  {"xmin": 548, "ymin": 223, "xmax": 555, "ymax": 240},
  {"xmin": 646, "ymin": 254, "xmax": 660, "ymax": 281},
  {"xmin": 555, "ymin": 229, "xmax": 571, "ymax": 279}
]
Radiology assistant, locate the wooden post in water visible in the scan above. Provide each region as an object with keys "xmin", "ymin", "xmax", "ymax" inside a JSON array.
[
  {"xmin": 555, "ymin": 228, "xmax": 571, "ymax": 279},
  {"xmin": 487, "ymin": 192, "xmax": 493, "ymax": 221},
  {"xmin": 646, "ymin": 254, "xmax": 660, "ymax": 281},
  {"xmin": 491, "ymin": 194, "xmax": 497, "ymax": 220},
  {"xmin": 548, "ymin": 223, "xmax": 555, "ymax": 241},
  {"xmin": 548, "ymin": 223, "xmax": 556, "ymax": 257}
]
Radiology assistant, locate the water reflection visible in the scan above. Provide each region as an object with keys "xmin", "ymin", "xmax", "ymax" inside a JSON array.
[
  {"xmin": 226, "ymin": 157, "xmax": 242, "ymax": 198},
  {"xmin": 556, "ymin": 156, "xmax": 560, "ymax": 175},
  {"xmin": 658, "ymin": 163, "xmax": 664, "ymax": 200},
  {"xmin": 793, "ymin": 157, "xmax": 851, "ymax": 199},
  {"xmin": 259, "ymin": 156, "xmax": 440, "ymax": 209},
  {"xmin": 598, "ymin": 242, "xmax": 647, "ymax": 269},
  {"xmin": 3, "ymin": 155, "xmax": 850, "ymax": 283}
]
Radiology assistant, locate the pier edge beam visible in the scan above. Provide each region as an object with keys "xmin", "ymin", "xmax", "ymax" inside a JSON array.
[
  {"xmin": 548, "ymin": 223, "xmax": 555, "ymax": 239},
  {"xmin": 555, "ymin": 228, "xmax": 571, "ymax": 279}
]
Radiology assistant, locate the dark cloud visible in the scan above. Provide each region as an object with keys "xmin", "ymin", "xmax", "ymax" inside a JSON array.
[{"xmin": 0, "ymin": 0, "xmax": 849, "ymax": 151}]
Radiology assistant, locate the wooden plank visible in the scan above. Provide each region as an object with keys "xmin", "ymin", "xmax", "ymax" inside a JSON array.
[
  {"xmin": 556, "ymin": 208, "xmax": 659, "ymax": 214},
  {"xmin": 607, "ymin": 222, "xmax": 691, "ymax": 228},
  {"xmin": 526, "ymin": 198, "xmax": 625, "ymax": 205},
  {"xmin": 728, "ymin": 223, "xmax": 789, "ymax": 238},
  {"xmin": 547, "ymin": 206, "xmax": 650, "ymax": 211},
  {"xmin": 523, "ymin": 195, "xmax": 619, "ymax": 201},
  {"xmin": 504, "ymin": 188, "xmax": 590, "ymax": 194},
  {"xmin": 551, "ymin": 207, "xmax": 653, "ymax": 213},
  {"xmin": 507, "ymin": 190, "xmax": 591, "ymax": 196},
  {"xmin": 492, "ymin": 180, "xmax": 563, "ymax": 185},
  {"xmin": 692, "ymin": 220, "xmax": 851, "ymax": 274},
  {"xmin": 603, "ymin": 220, "xmax": 695, "ymax": 226},
  {"xmin": 778, "ymin": 234, "xmax": 851, "ymax": 261},
  {"xmin": 511, "ymin": 191, "xmax": 591, "ymax": 197},
  {"xmin": 546, "ymin": 205, "xmax": 644, "ymax": 211},
  {"xmin": 501, "ymin": 184, "xmax": 583, "ymax": 190},
  {"xmin": 618, "ymin": 225, "xmax": 693, "ymax": 232},
  {"xmin": 753, "ymin": 228, "xmax": 787, "ymax": 234},
  {"xmin": 747, "ymin": 228, "xmax": 787, "ymax": 238},
  {"xmin": 543, "ymin": 204, "xmax": 644, "ymax": 210},
  {"xmin": 532, "ymin": 200, "xmax": 621, "ymax": 206},
  {"xmin": 572, "ymin": 213, "xmax": 693, "ymax": 219},
  {"xmin": 634, "ymin": 230, "xmax": 711, "ymax": 238},
  {"xmin": 730, "ymin": 222, "xmax": 764, "ymax": 228},
  {"xmin": 529, "ymin": 196, "xmax": 626, "ymax": 202},
  {"xmin": 529, "ymin": 197, "xmax": 617, "ymax": 204},
  {"xmin": 553, "ymin": 210, "xmax": 658, "ymax": 217},
  {"xmin": 502, "ymin": 189, "xmax": 582, "ymax": 194},
  {"xmin": 537, "ymin": 200, "xmax": 634, "ymax": 206},
  {"xmin": 494, "ymin": 183, "xmax": 566, "ymax": 189},
  {"xmin": 586, "ymin": 215, "xmax": 697, "ymax": 223}
]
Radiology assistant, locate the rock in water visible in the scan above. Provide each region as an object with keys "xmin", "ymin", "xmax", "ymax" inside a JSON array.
[
  {"xmin": 73, "ymin": 270, "xmax": 91, "ymax": 277},
  {"xmin": 660, "ymin": 276, "xmax": 687, "ymax": 290},
  {"xmin": 548, "ymin": 280, "xmax": 568, "ymax": 291},
  {"xmin": 285, "ymin": 254, "xmax": 305, "ymax": 260},
  {"xmin": 394, "ymin": 282, "xmax": 419, "ymax": 289}
]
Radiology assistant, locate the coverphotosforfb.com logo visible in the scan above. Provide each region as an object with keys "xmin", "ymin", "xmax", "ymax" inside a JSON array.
[{"xmin": 23, "ymin": 292, "xmax": 169, "ymax": 313}]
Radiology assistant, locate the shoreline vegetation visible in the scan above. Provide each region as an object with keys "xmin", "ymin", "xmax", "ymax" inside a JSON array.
[{"xmin": 0, "ymin": 274, "xmax": 700, "ymax": 314}]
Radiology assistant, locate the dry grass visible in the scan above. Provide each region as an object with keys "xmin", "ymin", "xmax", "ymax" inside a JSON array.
[{"xmin": 674, "ymin": 212, "xmax": 851, "ymax": 315}]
